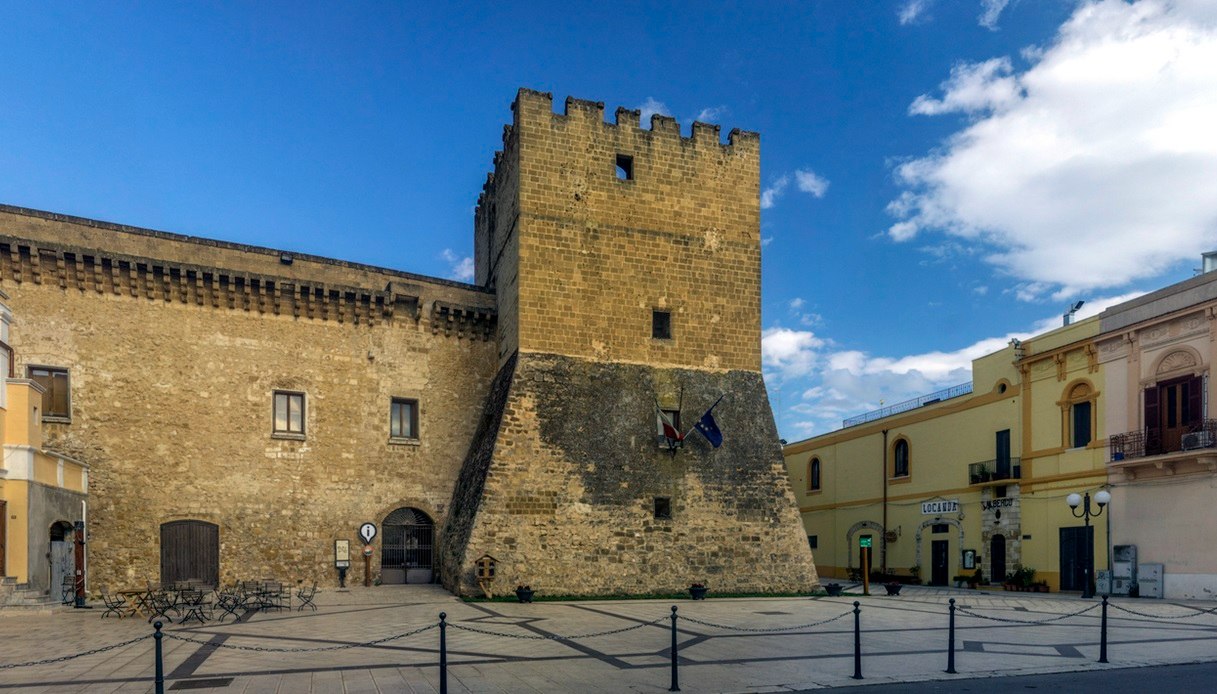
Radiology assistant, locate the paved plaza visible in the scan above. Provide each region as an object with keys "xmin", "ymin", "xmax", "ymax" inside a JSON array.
[{"xmin": 2, "ymin": 585, "xmax": 1217, "ymax": 692}]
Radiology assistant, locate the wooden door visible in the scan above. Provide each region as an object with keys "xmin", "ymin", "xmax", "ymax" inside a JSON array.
[
  {"xmin": 931, "ymin": 540, "xmax": 949, "ymax": 586},
  {"xmin": 160, "ymin": 521, "xmax": 219, "ymax": 587},
  {"xmin": 1059, "ymin": 526, "xmax": 1092, "ymax": 592},
  {"xmin": 990, "ymin": 534, "xmax": 1006, "ymax": 583},
  {"xmin": 1147, "ymin": 376, "xmax": 1203, "ymax": 454}
]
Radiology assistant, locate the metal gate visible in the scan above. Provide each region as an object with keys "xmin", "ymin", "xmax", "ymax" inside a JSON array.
[
  {"xmin": 160, "ymin": 520, "xmax": 219, "ymax": 587},
  {"xmin": 381, "ymin": 508, "xmax": 434, "ymax": 584}
]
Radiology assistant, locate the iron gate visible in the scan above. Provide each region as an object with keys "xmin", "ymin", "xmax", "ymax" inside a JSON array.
[{"xmin": 381, "ymin": 508, "xmax": 434, "ymax": 584}]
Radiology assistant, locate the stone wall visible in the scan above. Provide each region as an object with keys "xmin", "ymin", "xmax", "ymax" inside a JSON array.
[
  {"xmin": 443, "ymin": 353, "xmax": 819, "ymax": 596},
  {"xmin": 0, "ymin": 207, "xmax": 498, "ymax": 589}
]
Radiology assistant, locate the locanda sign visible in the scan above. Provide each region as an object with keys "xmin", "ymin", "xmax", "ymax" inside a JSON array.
[{"xmin": 921, "ymin": 500, "xmax": 960, "ymax": 515}]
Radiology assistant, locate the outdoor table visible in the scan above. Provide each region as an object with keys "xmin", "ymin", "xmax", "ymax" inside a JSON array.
[
  {"xmin": 117, "ymin": 589, "xmax": 150, "ymax": 619},
  {"xmin": 176, "ymin": 590, "xmax": 211, "ymax": 625}
]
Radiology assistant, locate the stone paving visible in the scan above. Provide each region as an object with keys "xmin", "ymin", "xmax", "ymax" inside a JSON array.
[{"xmin": 2, "ymin": 584, "xmax": 1217, "ymax": 692}]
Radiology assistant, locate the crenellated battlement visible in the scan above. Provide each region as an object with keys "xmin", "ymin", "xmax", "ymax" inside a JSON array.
[{"xmin": 510, "ymin": 88, "xmax": 759, "ymax": 153}]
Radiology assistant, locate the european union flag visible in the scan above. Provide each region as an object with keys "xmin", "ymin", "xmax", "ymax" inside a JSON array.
[{"xmin": 693, "ymin": 404, "xmax": 724, "ymax": 448}]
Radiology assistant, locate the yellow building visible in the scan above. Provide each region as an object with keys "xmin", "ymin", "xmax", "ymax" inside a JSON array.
[
  {"xmin": 785, "ymin": 316, "xmax": 1110, "ymax": 592},
  {"xmin": 0, "ymin": 290, "xmax": 89, "ymax": 605}
]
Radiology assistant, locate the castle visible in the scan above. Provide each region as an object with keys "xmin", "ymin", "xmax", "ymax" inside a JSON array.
[{"xmin": 0, "ymin": 89, "xmax": 818, "ymax": 598}]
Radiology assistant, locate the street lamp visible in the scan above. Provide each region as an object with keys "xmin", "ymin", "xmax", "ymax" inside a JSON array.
[{"xmin": 1067, "ymin": 489, "xmax": 1111, "ymax": 599}]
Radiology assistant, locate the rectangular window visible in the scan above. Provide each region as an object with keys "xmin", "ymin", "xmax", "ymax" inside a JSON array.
[
  {"xmin": 808, "ymin": 535, "xmax": 818, "ymax": 549},
  {"xmin": 615, "ymin": 154, "xmax": 634, "ymax": 181},
  {"xmin": 653, "ymin": 497, "xmax": 672, "ymax": 520},
  {"xmin": 29, "ymin": 366, "xmax": 70, "ymax": 420},
  {"xmin": 652, "ymin": 310, "xmax": 671, "ymax": 340},
  {"xmin": 273, "ymin": 391, "xmax": 305, "ymax": 436},
  {"xmin": 390, "ymin": 398, "xmax": 419, "ymax": 440},
  {"xmin": 1072, "ymin": 401, "xmax": 1091, "ymax": 448},
  {"xmin": 657, "ymin": 409, "xmax": 681, "ymax": 446}
]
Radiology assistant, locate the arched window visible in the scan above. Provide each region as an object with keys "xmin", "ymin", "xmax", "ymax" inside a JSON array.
[
  {"xmin": 893, "ymin": 439, "xmax": 910, "ymax": 478},
  {"xmin": 1060, "ymin": 381, "xmax": 1098, "ymax": 449},
  {"xmin": 809, "ymin": 458, "xmax": 821, "ymax": 491}
]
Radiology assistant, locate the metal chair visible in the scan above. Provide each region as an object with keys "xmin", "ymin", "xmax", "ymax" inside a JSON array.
[
  {"xmin": 60, "ymin": 576, "xmax": 76, "ymax": 605},
  {"xmin": 296, "ymin": 582, "xmax": 318, "ymax": 611},
  {"xmin": 100, "ymin": 586, "xmax": 133, "ymax": 618}
]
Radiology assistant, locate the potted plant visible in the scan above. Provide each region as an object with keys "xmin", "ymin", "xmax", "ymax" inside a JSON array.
[
  {"xmin": 884, "ymin": 581, "xmax": 902, "ymax": 596},
  {"xmin": 977, "ymin": 466, "xmax": 992, "ymax": 483},
  {"xmin": 824, "ymin": 583, "xmax": 844, "ymax": 597},
  {"xmin": 909, "ymin": 565, "xmax": 922, "ymax": 585},
  {"xmin": 968, "ymin": 568, "xmax": 983, "ymax": 589},
  {"xmin": 953, "ymin": 574, "xmax": 969, "ymax": 589},
  {"xmin": 515, "ymin": 584, "xmax": 534, "ymax": 603},
  {"xmin": 689, "ymin": 583, "xmax": 709, "ymax": 600}
]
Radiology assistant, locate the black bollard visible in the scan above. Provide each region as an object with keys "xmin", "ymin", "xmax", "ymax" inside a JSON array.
[
  {"xmin": 1099, "ymin": 596, "xmax": 1109, "ymax": 664},
  {"xmin": 670, "ymin": 606, "xmax": 681, "ymax": 692},
  {"xmin": 154, "ymin": 621, "xmax": 164, "ymax": 694},
  {"xmin": 945, "ymin": 598, "xmax": 957, "ymax": 674},
  {"xmin": 439, "ymin": 612, "xmax": 448, "ymax": 694},
  {"xmin": 852, "ymin": 601, "xmax": 862, "ymax": 680}
]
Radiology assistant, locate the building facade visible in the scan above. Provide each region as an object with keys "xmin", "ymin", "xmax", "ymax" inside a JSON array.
[
  {"xmin": 0, "ymin": 89, "xmax": 817, "ymax": 597},
  {"xmin": 785, "ymin": 318, "xmax": 1110, "ymax": 592}
]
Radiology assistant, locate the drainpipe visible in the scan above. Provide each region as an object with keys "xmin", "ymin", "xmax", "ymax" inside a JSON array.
[{"xmin": 882, "ymin": 429, "xmax": 889, "ymax": 574}]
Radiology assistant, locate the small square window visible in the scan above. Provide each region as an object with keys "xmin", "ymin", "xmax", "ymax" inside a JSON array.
[
  {"xmin": 932, "ymin": 523, "xmax": 949, "ymax": 534},
  {"xmin": 273, "ymin": 391, "xmax": 305, "ymax": 436},
  {"xmin": 28, "ymin": 366, "xmax": 70, "ymax": 421},
  {"xmin": 652, "ymin": 310, "xmax": 671, "ymax": 340},
  {"xmin": 391, "ymin": 398, "xmax": 419, "ymax": 440},
  {"xmin": 616, "ymin": 154, "xmax": 634, "ymax": 181},
  {"xmin": 654, "ymin": 497, "xmax": 672, "ymax": 520},
  {"xmin": 808, "ymin": 535, "xmax": 818, "ymax": 549}
]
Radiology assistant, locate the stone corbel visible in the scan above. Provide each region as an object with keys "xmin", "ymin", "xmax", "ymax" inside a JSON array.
[{"xmin": 1154, "ymin": 460, "xmax": 1176, "ymax": 475}]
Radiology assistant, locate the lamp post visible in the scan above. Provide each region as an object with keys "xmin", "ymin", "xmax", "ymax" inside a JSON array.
[{"xmin": 1067, "ymin": 490, "xmax": 1111, "ymax": 599}]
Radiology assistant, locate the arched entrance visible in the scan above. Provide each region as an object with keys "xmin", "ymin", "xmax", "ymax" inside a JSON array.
[
  {"xmin": 381, "ymin": 508, "xmax": 434, "ymax": 584},
  {"xmin": 160, "ymin": 520, "xmax": 219, "ymax": 587},
  {"xmin": 49, "ymin": 521, "xmax": 75, "ymax": 602},
  {"xmin": 991, "ymin": 534, "xmax": 1007, "ymax": 583}
]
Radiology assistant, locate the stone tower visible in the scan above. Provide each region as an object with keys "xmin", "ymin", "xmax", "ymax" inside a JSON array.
[{"xmin": 440, "ymin": 89, "xmax": 818, "ymax": 595}]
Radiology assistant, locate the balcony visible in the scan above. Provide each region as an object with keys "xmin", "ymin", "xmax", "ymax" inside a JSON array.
[
  {"xmin": 967, "ymin": 459, "xmax": 1021, "ymax": 486},
  {"xmin": 1109, "ymin": 420, "xmax": 1217, "ymax": 480}
]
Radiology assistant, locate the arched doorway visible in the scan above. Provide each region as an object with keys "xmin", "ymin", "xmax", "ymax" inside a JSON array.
[
  {"xmin": 991, "ymin": 534, "xmax": 1007, "ymax": 584},
  {"xmin": 160, "ymin": 520, "xmax": 219, "ymax": 587},
  {"xmin": 381, "ymin": 508, "xmax": 434, "ymax": 584},
  {"xmin": 49, "ymin": 521, "xmax": 75, "ymax": 602}
]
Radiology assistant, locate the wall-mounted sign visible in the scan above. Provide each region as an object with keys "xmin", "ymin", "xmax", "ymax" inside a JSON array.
[
  {"xmin": 358, "ymin": 522, "xmax": 378, "ymax": 544},
  {"xmin": 981, "ymin": 498, "xmax": 1017, "ymax": 511},
  {"xmin": 921, "ymin": 499, "xmax": 959, "ymax": 515},
  {"xmin": 859, "ymin": 537, "xmax": 872, "ymax": 548},
  {"xmin": 334, "ymin": 539, "xmax": 350, "ymax": 569},
  {"xmin": 962, "ymin": 549, "xmax": 976, "ymax": 569}
]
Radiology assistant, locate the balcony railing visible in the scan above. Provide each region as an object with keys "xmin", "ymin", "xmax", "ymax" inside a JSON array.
[
  {"xmin": 842, "ymin": 382, "xmax": 973, "ymax": 428},
  {"xmin": 1109, "ymin": 419, "xmax": 1217, "ymax": 461},
  {"xmin": 967, "ymin": 459, "xmax": 1021, "ymax": 485}
]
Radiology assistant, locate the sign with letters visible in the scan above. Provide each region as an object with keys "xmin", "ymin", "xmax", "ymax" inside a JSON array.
[
  {"xmin": 358, "ymin": 522, "xmax": 377, "ymax": 544},
  {"xmin": 334, "ymin": 539, "xmax": 351, "ymax": 569},
  {"xmin": 981, "ymin": 498, "xmax": 1017, "ymax": 511},
  {"xmin": 921, "ymin": 499, "xmax": 960, "ymax": 515},
  {"xmin": 859, "ymin": 537, "xmax": 872, "ymax": 548}
]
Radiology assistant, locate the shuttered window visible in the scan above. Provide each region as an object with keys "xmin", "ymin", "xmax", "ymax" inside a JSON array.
[{"xmin": 29, "ymin": 366, "xmax": 70, "ymax": 420}]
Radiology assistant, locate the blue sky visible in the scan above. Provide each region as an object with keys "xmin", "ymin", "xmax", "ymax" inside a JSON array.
[{"xmin": 2, "ymin": 1, "xmax": 1215, "ymax": 440}]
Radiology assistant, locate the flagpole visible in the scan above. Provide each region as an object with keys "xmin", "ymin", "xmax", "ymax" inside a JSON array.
[{"xmin": 684, "ymin": 395, "xmax": 726, "ymax": 440}]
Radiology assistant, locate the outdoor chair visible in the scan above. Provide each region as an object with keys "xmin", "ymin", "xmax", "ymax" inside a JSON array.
[
  {"xmin": 214, "ymin": 585, "xmax": 245, "ymax": 623},
  {"xmin": 60, "ymin": 576, "xmax": 75, "ymax": 605},
  {"xmin": 176, "ymin": 588, "xmax": 211, "ymax": 625},
  {"xmin": 147, "ymin": 588, "xmax": 177, "ymax": 623},
  {"xmin": 100, "ymin": 586, "xmax": 133, "ymax": 619},
  {"xmin": 296, "ymin": 581, "xmax": 318, "ymax": 611}
]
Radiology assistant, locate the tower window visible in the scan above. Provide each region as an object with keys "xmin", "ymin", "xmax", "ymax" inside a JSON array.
[
  {"xmin": 652, "ymin": 310, "xmax": 671, "ymax": 339},
  {"xmin": 616, "ymin": 154, "xmax": 634, "ymax": 181},
  {"xmin": 654, "ymin": 497, "xmax": 672, "ymax": 520}
]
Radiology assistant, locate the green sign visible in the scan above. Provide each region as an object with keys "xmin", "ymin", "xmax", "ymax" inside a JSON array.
[{"xmin": 859, "ymin": 537, "xmax": 872, "ymax": 548}]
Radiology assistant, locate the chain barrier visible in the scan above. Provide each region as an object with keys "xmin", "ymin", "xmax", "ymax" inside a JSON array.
[
  {"xmin": 1107, "ymin": 602, "xmax": 1217, "ymax": 620},
  {"xmin": 448, "ymin": 615, "xmax": 667, "ymax": 641},
  {"xmin": 0, "ymin": 633, "xmax": 153, "ymax": 669},
  {"xmin": 162, "ymin": 622, "xmax": 437, "ymax": 652},
  {"xmin": 955, "ymin": 602, "xmax": 1098, "ymax": 625},
  {"xmin": 681, "ymin": 608, "xmax": 854, "ymax": 633}
]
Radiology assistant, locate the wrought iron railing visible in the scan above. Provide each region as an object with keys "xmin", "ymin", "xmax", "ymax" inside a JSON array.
[
  {"xmin": 1109, "ymin": 419, "xmax": 1217, "ymax": 461},
  {"xmin": 842, "ymin": 382, "xmax": 973, "ymax": 428},
  {"xmin": 967, "ymin": 459, "xmax": 1021, "ymax": 485}
]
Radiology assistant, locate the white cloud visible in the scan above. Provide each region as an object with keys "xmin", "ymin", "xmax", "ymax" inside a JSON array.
[
  {"xmin": 638, "ymin": 97, "xmax": 671, "ymax": 127},
  {"xmin": 889, "ymin": 0, "xmax": 1217, "ymax": 298},
  {"xmin": 908, "ymin": 57, "xmax": 1021, "ymax": 115},
  {"xmin": 899, "ymin": 0, "xmax": 931, "ymax": 25},
  {"xmin": 441, "ymin": 249, "xmax": 475, "ymax": 282},
  {"xmin": 761, "ymin": 175, "xmax": 789, "ymax": 209},
  {"xmin": 788, "ymin": 298, "xmax": 805, "ymax": 310},
  {"xmin": 695, "ymin": 105, "xmax": 728, "ymax": 122},
  {"xmin": 794, "ymin": 169, "xmax": 830, "ymax": 198},
  {"xmin": 772, "ymin": 290, "xmax": 1147, "ymax": 438},
  {"xmin": 979, "ymin": 0, "xmax": 1011, "ymax": 30}
]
